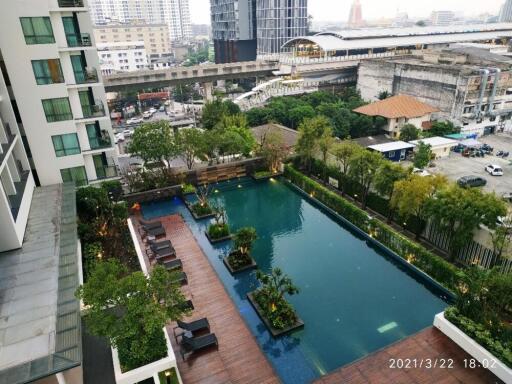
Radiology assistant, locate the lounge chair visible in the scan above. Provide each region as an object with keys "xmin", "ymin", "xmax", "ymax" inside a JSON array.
[
  {"xmin": 173, "ymin": 318, "xmax": 210, "ymax": 340},
  {"xmin": 172, "ymin": 271, "xmax": 188, "ymax": 285},
  {"xmin": 148, "ymin": 239, "xmax": 172, "ymax": 250},
  {"xmin": 140, "ymin": 225, "xmax": 166, "ymax": 238},
  {"xmin": 139, "ymin": 219, "xmax": 162, "ymax": 229},
  {"xmin": 179, "ymin": 333, "xmax": 218, "ymax": 360},
  {"xmin": 161, "ymin": 258, "xmax": 182, "ymax": 270},
  {"xmin": 146, "ymin": 245, "xmax": 175, "ymax": 260}
]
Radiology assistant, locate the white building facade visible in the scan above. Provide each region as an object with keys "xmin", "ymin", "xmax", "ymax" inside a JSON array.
[
  {"xmin": 89, "ymin": 0, "xmax": 192, "ymax": 41},
  {"xmin": 97, "ymin": 41, "xmax": 148, "ymax": 74},
  {"xmin": 0, "ymin": 0, "xmax": 118, "ymax": 187}
]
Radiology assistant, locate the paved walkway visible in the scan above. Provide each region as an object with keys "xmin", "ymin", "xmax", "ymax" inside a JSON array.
[
  {"xmin": 134, "ymin": 214, "xmax": 279, "ymax": 384},
  {"xmin": 314, "ymin": 327, "xmax": 503, "ymax": 384}
]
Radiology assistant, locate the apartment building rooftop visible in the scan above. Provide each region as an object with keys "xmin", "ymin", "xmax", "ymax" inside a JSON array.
[{"xmin": 0, "ymin": 183, "xmax": 81, "ymax": 383}]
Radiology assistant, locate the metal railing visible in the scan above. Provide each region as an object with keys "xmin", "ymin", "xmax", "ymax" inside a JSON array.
[
  {"xmin": 58, "ymin": 0, "xmax": 84, "ymax": 6},
  {"xmin": 95, "ymin": 164, "xmax": 118, "ymax": 180},
  {"xmin": 74, "ymin": 68, "xmax": 99, "ymax": 84},
  {"xmin": 88, "ymin": 134, "xmax": 112, "ymax": 150},
  {"xmin": 66, "ymin": 32, "xmax": 91, "ymax": 48},
  {"xmin": 80, "ymin": 100, "xmax": 105, "ymax": 119}
]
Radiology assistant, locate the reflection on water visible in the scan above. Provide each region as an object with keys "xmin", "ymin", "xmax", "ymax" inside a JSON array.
[{"xmin": 141, "ymin": 177, "xmax": 448, "ymax": 384}]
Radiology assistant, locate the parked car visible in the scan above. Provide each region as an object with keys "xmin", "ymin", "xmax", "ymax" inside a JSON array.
[
  {"xmin": 142, "ymin": 111, "xmax": 152, "ymax": 119},
  {"xmin": 159, "ymin": 106, "xmax": 165, "ymax": 112},
  {"xmin": 412, "ymin": 168, "xmax": 431, "ymax": 177},
  {"xmin": 114, "ymin": 133, "xmax": 125, "ymax": 143},
  {"xmin": 122, "ymin": 129, "xmax": 132, "ymax": 137},
  {"xmin": 126, "ymin": 117, "xmax": 143, "ymax": 125},
  {"xmin": 485, "ymin": 164, "xmax": 504, "ymax": 176},
  {"xmin": 457, "ymin": 175, "xmax": 487, "ymax": 188},
  {"xmin": 149, "ymin": 107, "xmax": 157, "ymax": 114},
  {"xmin": 496, "ymin": 216, "xmax": 512, "ymax": 229},
  {"xmin": 502, "ymin": 192, "xmax": 512, "ymax": 202},
  {"xmin": 481, "ymin": 143, "xmax": 493, "ymax": 154}
]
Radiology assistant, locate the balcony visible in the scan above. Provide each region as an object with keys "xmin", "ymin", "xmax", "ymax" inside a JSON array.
[
  {"xmin": 80, "ymin": 101, "xmax": 105, "ymax": 119},
  {"xmin": 94, "ymin": 164, "xmax": 118, "ymax": 180},
  {"xmin": 8, "ymin": 170, "xmax": 30, "ymax": 221},
  {"xmin": 66, "ymin": 33, "xmax": 92, "ymax": 48},
  {"xmin": 58, "ymin": 0, "xmax": 84, "ymax": 6},
  {"xmin": 88, "ymin": 134, "xmax": 112, "ymax": 150},
  {"xmin": 74, "ymin": 68, "xmax": 99, "ymax": 84}
]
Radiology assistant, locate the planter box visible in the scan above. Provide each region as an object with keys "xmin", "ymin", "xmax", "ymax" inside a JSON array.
[
  {"xmin": 251, "ymin": 172, "xmax": 283, "ymax": 181},
  {"xmin": 184, "ymin": 201, "xmax": 216, "ymax": 220},
  {"xmin": 205, "ymin": 230, "xmax": 232, "ymax": 244},
  {"xmin": 223, "ymin": 252, "xmax": 257, "ymax": 274},
  {"xmin": 247, "ymin": 292, "xmax": 304, "ymax": 337},
  {"xmin": 111, "ymin": 327, "xmax": 182, "ymax": 384},
  {"xmin": 434, "ymin": 312, "xmax": 512, "ymax": 384}
]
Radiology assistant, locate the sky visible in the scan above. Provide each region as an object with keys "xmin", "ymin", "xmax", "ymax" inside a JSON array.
[{"xmin": 189, "ymin": 0, "xmax": 505, "ymax": 24}]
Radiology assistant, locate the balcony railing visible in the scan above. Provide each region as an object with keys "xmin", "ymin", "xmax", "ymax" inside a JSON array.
[
  {"xmin": 95, "ymin": 165, "xmax": 118, "ymax": 180},
  {"xmin": 58, "ymin": 0, "xmax": 84, "ymax": 6},
  {"xmin": 74, "ymin": 68, "xmax": 99, "ymax": 84},
  {"xmin": 89, "ymin": 134, "xmax": 112, "ymax": 150},
  {"xmin": 66, "ymin": 33, "xmax": 92, "ymax": 48},
  {"xmin": 80, "ymin": 101, "xmax": 105, "ymax": 119}
]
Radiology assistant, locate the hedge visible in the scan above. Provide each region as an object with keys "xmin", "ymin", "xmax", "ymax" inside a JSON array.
[
  {"xmin": 445, "ymin": 307, "xmax": 512, "ymax": 368},
  {"xmin": 284, "ymin": 164, "xmax": 462, "ymax": 292}
]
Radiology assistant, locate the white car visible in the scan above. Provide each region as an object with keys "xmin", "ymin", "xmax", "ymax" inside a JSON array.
[
  {"xmin": 122, "ymin": 129, "xmax": 132, "ymax": 137},
  {"xmin": 142, "ymin": 111, "xmax": 152, "ymax": 119},
  {"xmin": 485, "ymin": 164, "xmax": 504, "ymax": 176},
  {"xmin": 149, "ymin": 107, "xmax": 157, "ymax": 114},
  {"xmin": 126, "ymin": 117, "xmax": 143, "ymax": 124},
  {"xmin": 412, "ymin": 168, "xmax": 431, "ymax": 177},
  {"xmin": 114, "ymin": 133, "xmax": 125, "ymax": 143}
]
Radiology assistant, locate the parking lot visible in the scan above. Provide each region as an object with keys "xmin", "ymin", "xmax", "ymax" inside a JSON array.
[{"xmin": 429, "ymin": 133, "xmax": 512, "ymax": 196}]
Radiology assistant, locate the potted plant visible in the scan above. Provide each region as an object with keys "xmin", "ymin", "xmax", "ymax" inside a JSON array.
[
  {"xmin": 187, "ymin": 184, "xmax": 215, "ymax": 219},
  {"xmin": 223, "ymin": 227, "xmax": 258, "ymax": 273},
  {"xmin": 206, "ymin": 206, "xmax": 231, "ymax": 243},
  {"xmin": 247, "ymin": 268, "xmax": 304, "ymax": 337}
]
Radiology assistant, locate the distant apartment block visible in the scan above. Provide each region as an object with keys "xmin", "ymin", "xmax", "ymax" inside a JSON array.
[
  {"xmin": 431, "ymin": 11, "xmax": 455, "ymax": 26},
  {"xmin": 347, "ymin": 0, "xmax": 364, "ymax": 28},
  {"xmin": 93, "ymin": 23, "xmax": 172, "ymax": 64},
  {"xmin": 211, "ymin": 0, "xmax": 308, "ymax": 63},
  {"xmin": 500, "ymin": 0, "xmax": 512, "ymax": 22},
  {"xmin": 191, "ymin": 23, "xmax": 210, "ymax": 38},
  {"xmin": 89, "ymin": 0, "xmax": 192, "ymax": 41},
  {"xmin": 97, "ymin": 41, "xmax": 148, "ymax": 74},
  {"xmin": 0, "ymin": 0, "xmax": 119, "ymax": 187}
]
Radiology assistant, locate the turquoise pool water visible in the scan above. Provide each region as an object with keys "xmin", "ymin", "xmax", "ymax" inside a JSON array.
[{"xmin": 142, "ymin": 178, "xmax": 449, "ymax": 383}]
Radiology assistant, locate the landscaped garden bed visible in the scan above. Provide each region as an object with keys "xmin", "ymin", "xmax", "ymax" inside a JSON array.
[
  {"xmin": 251, "ymin": 170, "xmax": 282, "ymax": 181},
  {"xmin": 186, "ymin": 200, "xmax": 215, "ymax": 220},
  {"xmin": 205, "ymin": 206, "xmax": 232, "ymax": 244},
  {"xmin": 223, "ymin": 227, "xmax": 258, "ymax": 274},
  {"xmin": 247, "ymin": 268, "xmax": 304, "ymax": 337},
  {"xmin": 181, "ymin": 183, "xmax": 196, "ymax": 196}
]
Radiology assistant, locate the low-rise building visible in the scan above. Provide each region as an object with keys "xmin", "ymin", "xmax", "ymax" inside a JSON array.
[
  {"xmin": 357, "ymin": 47, "xmax": 512, "ymax": 136},
  {"xmin": 93, "ymin": 23, "xmax": 172, "ymax": 64},
  {"xmin": 353, "ymin": 94, "xmax": 438, "ymax": 138},
  {"xmin": 97, "ymin": 41, "xmax": 148, "ymax": 74},
  {"xmin": 409, "ymin": 136, "xmax": 458, "ymax": 158},
  {"xmin": 367, "ymin": 141, "xmax": 415, "ymax": 161}
]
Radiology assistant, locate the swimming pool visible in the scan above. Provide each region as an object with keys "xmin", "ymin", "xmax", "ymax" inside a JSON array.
[{"xmin": 142, "ymin": 177, "xmax": 448, "ymax": 383}]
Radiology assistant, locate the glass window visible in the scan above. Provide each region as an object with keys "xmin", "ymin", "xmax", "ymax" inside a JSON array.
[
  {"xmin": 42, "ymin": 98, "xmax": 73, "ymax": 122},
  {"xmin": 52, "ymin": 133, "xmax": 80, "ymax": 157},
  {"xmin": 60, "ymin": 166, "xmax": 88, "ymax": 186},
  {"xmin": 20, "ymin": 17, "xmax": 55, "ymax": 44},
  {"xmin": 31, "ymin": 59, "xmax": 63, "ymax": 85}
]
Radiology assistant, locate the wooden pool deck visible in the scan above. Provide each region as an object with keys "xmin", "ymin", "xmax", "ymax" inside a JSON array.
[
  {"xmin": 133, "ymin": 214, "xmax": 280, "ymax": 384},
  {"xmin": 314, "ymin": 327, "xmax": 503, "ymax": 384}
]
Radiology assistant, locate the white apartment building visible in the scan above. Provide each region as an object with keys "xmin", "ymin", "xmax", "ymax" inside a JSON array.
[
  {"xmin": 97, "ymin": 41, "xmax": 148, "ymax": 74},
  {"xmin": 0, "ymin": 59, "xmax": 35, "ymax": 253},
  {"xmin": 0, "ymin": 0, "xmax": 118, "ymax": 187},
  {"xmin": 89, "ymin": 0, "xmax": 192, "ymax": 41},
  {"xmin": 93, "ymin": 23, "xmax": 172, "ymax": 63},
  {"xmin": 431, "ymin": 11, "xmax": 455, "ymax": 26}
]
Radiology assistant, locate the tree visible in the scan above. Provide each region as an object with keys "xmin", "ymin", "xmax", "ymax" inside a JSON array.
[
  {"xmin": 173, "ymin": 83, "xmax": 199, "ymax": 102},
  {"xmin": 258, "ymin": 129, "xmax": 287, "ymax": 172},
  {"xmin": 399, "ymin": 124, "xmax": 420, "ymax": 142},
  {"xmin": 245, "ymin": 107, "xmax": 270, "ymax": 127},
  {"xmin": 331, "ymin": 140, "xmax": 363, "ymax": 195},
  {"xmin": 288, "ymin": 105, "xmax": 315, "ymax": 129},
  {"xmin": 296, "ymin": 116, "xmax": 332, "ymax": 174},
  {"xmin": 378, "ymin": 90, "xmax": 391, "ymax": 100},
  {"xmin": 426, "ymin": 120, "xmax": 459, "ymax": 137},
  {"xmin": 127, "ymin": 121, "xmax": 177, "ymax": 169},
  {"xmin": 374, "ymin": 162, "xmax": 410, "ymax": 221},
  {"xmin": 77, "ymin": 260, "xmax": 189, "ymax": 371},
  {"xmin": 413, "ymin": 142, "xmax": 433, "ymax": 169},
  {"xmin": 416, "ymin": 20, "xmax": 426, "ymax": 26},
  {"xmin": 490, "ymin": 217, "xmax": 512, "ymax": 264},
  {"xmin": 255, "ymin": 268, "xmax": 299, "ymax": 305},
  {"xmin": 175, "ymin": 128, "xmax": 204, "ymax": 169},
  {"xmin": 426, "ymin": 186, "xmax": 507, "ymax": 260},
  {"xmin": 391, "ymin": 174, "xmax": 446, "ymax": 238},
  {"xmin": 348, "ymin": 150, "xmax": 383, "ymax": 209},
  {"xmin": 316, "ymin": 126, "xmax": 335, "ymax": 181},
  {"xmin": 233, "ymin": 227, "xmax": 258, "ymax": 255},
  {"xmin": 201, "ymin": 99, "xmax": 240, "ymax": 130}
]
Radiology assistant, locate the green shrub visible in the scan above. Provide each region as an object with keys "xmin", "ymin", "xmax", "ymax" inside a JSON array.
[
  {"xmin": 182, "ymin": 183, "xmax": 196, "ymax": 194},
  {"xmin": 117, "ymin": 327, "xmax": 167, "ymax": 372},
  {"xmin": 191, "ymin": 202, "xmax": 213, "ymax": 216},
  {"xmin": 284, "ymin": 164, "xmax": 461, "ymax": 292},
  {"xmin": 208, "ymin": 223, "xmax": 230, "ymax": 239},
  {"xmin": 227, "ymin": 251, "xmax": 253, "ymax": 270},
  {"xmin": 445, "ymin": 307, "xmax": 512, "ymax": 367},
  {"xmin": 254, "ymin": 170, "xmax": 273, "ymax": 178}
]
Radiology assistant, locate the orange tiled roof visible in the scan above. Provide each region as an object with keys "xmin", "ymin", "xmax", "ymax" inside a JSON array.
[{"xmin": 353, "ymin": 94, "xmax": 439, "ymax": 119}]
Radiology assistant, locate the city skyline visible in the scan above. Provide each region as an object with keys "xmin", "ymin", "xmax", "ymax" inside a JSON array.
[{"xmin": 189, "ymin": 0, "xmax": 505, "ymax": 24}]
